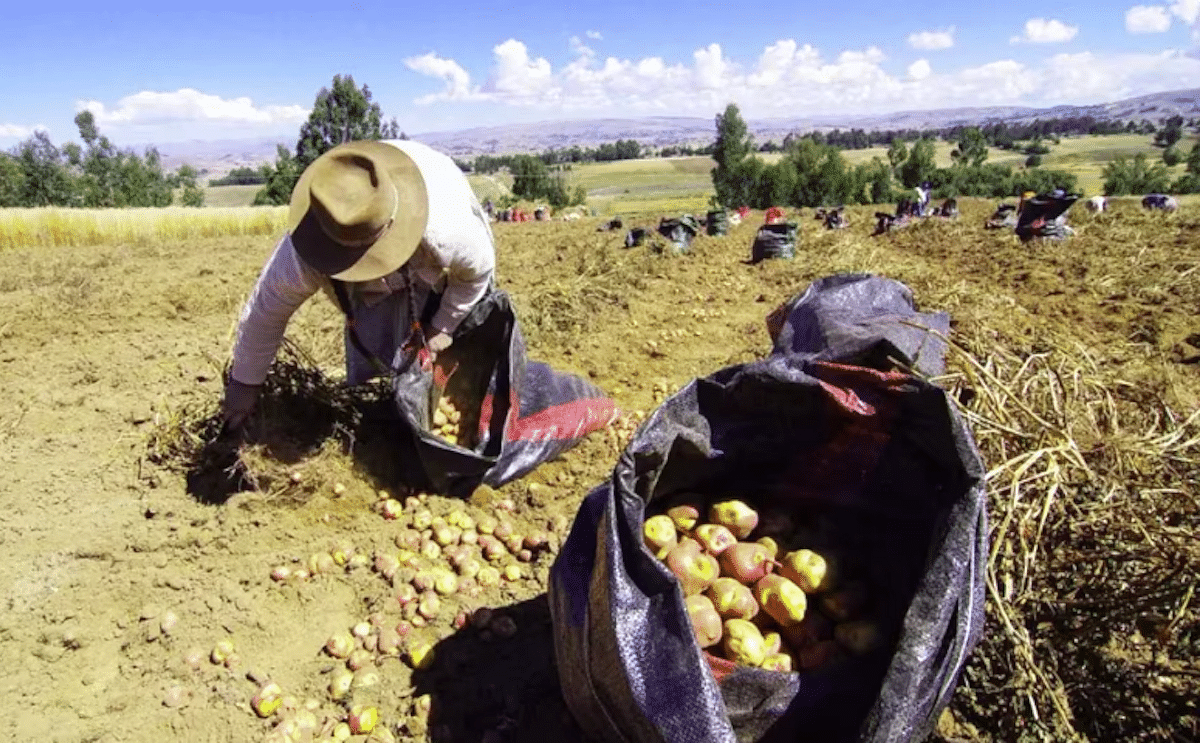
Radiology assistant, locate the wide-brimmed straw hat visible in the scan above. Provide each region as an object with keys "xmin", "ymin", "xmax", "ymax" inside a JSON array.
[{"xmin": 287, "ymin": 140, "xmax": 429, "ymax": 282}]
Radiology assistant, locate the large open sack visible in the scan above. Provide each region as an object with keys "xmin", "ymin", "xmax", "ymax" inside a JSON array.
[
  {"xmin": 549, "ymin": 274, "xmax": 986, "ymax": 743},
  {"xmin": 657, "ymin": 215, "xmax": 702, "ymax": 254},
  {"xmin": 1015, "ymin": 193, "xmax": 1079, "ymax": 241},
  {"xmin": 390, "ymin": 289, "xmax": 618, "ymax": 497},
  {"xmin": 707, "ymin": 209, "xmax": 730, "ymax": 236},
  {"xmin": 750, "ymin": 222, "xmax": 798, "ymax": 262}
]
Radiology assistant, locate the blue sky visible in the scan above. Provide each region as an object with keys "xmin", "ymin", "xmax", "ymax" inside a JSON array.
[{"xmin": 1, "ymin": 0, "xmax": 1197, "ymax": 148}]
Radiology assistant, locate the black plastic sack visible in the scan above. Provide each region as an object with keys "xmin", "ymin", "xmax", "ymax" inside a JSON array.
[
  {"xmin": 707, "ymin": 209, "xmax": 730, "ymax": 236},
  {"xmin": 1015, "ymin": 193, "xmax": 1078, "ymax": 241},
  {"xmin": 625, "ymin": 227, "xmax": 648, "ymax": 248},
  {"xmin": 657, "ymin": 215, "xmax": 701, "ymax": 254},
  {"xmin": 391, "ymin": 289, "xmax": 618, "ymax": 498},
  {"xmin": 550, "ymin": 274, "xmax": 986, "ymax": 743},
  {"xmin": 750, "ymin": 222, "xmax": 798, "ymax": 262}
]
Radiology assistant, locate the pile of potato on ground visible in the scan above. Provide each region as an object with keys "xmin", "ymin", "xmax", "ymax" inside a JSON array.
[{"xmin": 645, "ymin": 498, "xmax": 883, "ymax": 672}]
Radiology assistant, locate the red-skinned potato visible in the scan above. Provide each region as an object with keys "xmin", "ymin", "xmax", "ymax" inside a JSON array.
[
  {"xmin": 705, "ymin": 578, "xmax": 759, "ymax": 621},
  {"xmin": 834, "ymin": 620, "xmax": 884, "ymax": 655},
  {"xmin": 665, "ymin": 538, "xmax": 719, "ymax": 595},
  {"xmin": 796, "ymin": 639, "xmax": 845, "ymax": 671},
  {"xmin": 666, "ymin": 504, "xmax": 701, "ymax": 532},
  {"xmin": 694, "ymin": 524, "xmax": 737, "ymax": 555},
  {"xmin": 643, "ymin": 515, "xmax": 678, "ymax": 558},
  {"xmin": 779, "ymin": 549, "xmax": 831, "ymax": 593},
  {"xmin": 722, "ymin": 618, "xmax": 767, "ymax": 666},
  {"xmin": 761, "ymin": 652, "xmax": 795, "ymax": 672},
  {"xmin": 780, "ymin": 611, "xmax": 833, "ymax": 650},
  {"xmin": 762, "ymin": 631, "xmax": 782, "ymax": 657},
  {"xmin": 685, "ymin": 595, "xmax": 723, "ymax": 648},
  {"xmin": 820, "ymin": 581, "xmax": 869, "ymax": 622},
  {"xmin": 753, "ymin": 574, "xmax": 808, "ymax": 627},
  {"xmin": 708, "ymin": 500, "xmax": 759, "ymax": 539},
  {"xmin": 718, "ymin": 542, "xmax": 775, "ymax": 584},
  {"xmin": 756, "ymin": 536, "xmax": 781, "ymax": 560}
]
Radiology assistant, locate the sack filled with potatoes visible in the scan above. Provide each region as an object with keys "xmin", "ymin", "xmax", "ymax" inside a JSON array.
[{"xmin": 645, "ymin": 494, "xmax": 887, "ymax": 675}]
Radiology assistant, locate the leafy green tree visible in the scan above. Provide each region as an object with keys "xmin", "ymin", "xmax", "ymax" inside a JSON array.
[
  {"xmin": 256, "ymin": 74, "xmax": 404, "ymax": 205},
  {"xmin": 1025, "ymin": 154, "xmax": 1042, "ymax": 168},
  {"xmin": 16, "ymin": 131, "xmax": 77, "ymax": 206},
  {"xmin": 1153, "ymin": 115, "xmax": 1183, "ymax": 148},
  {"xmin": 1162, "ymin": 146, "xmax": 1181, "ymax": 167},
  {"xmin": 254, "ymin": 145, "xmax": 303, "ymax": 206},
  {"xmin": 855, "ymin": 157, "xmax": 896, "ymax": 204},
  {"xmin": 510, "ymin": 155, "xmax": 550, "ymax": 200},
  {"xmin": 951, "ymin": 127, "xmax": 988, "ymax": 167},
  {"xmin": 1102, "ymin": 153, "xmax": 1170, "ymax": 195},
  {"xmin": 0, "ymin": 153, "xmax": 24, "ymax": 207},
  {"xmin": 172, "ymin": 164, "xmax": 206, "ymax": 207},
  {"xmin": 886, "ymin": 140, "xmax": 908, "ymax": 174},
  {"xmin": 898, "ymin": 138, "xmax": 937, "ymax": 188},
  {"xmin": 711, "ymin": 103, "xmax": 754, "ymax": 207},
  {"xmin": 1187, "ymin": 142, "xmax": 1200, "ymax": 174}
]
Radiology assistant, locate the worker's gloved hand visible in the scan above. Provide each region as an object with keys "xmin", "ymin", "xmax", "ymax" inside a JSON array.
[
  {"xmin": 221, "ymin": 377, "xmax": 261, "ymax": 433},
  {"xmin": 427, "ymin": 332, "xmax": 453, "ymax": 357}
]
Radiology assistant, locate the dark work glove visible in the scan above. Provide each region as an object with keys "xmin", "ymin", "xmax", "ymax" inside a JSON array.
[{"xmin": 221, "ymin": 378, "xmax": 261, "ymax": 433}]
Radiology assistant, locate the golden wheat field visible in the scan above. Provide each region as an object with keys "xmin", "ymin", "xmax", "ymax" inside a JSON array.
[{"xmin": 0, "ymin": 196, "xmax": 1196, "ymax": 743}]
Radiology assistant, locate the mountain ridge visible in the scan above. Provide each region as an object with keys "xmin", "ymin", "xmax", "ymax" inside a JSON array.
[{"xmin": 153, "ymin": 87, "xmax": 1200, "ymax": 176}]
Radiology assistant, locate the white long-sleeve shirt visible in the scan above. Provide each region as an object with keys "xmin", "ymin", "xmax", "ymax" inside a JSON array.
[{"xmin": 229, "ymin": 139, "xmax": 495, "ymax": 386}]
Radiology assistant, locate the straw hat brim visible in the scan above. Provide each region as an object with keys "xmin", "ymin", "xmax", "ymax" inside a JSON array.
[{"xmin": 288, "ymin": 140, "xmax": 429, "ymax": 282}]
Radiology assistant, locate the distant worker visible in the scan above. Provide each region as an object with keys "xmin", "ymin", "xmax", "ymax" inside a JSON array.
[
  {"xmin": 1142, "ymin": 194, "xmax": 1178, "ymax": 212},
  {"xmin": 914, "ymin": 181, "xmax": 932, "ymax": 216}
]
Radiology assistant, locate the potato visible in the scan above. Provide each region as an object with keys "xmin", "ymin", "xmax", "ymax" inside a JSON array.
[
  {"xmin": 694, "ymin": 524, "xmax": 737, "ymax": 555},
  {"xmin": 756, "ymin": 536, "xmax": 781, "ymax": 560},
  {"xmin": 780, "ymin": 611, "xmax": 833, "ymax": 650},
  {"xmin": 834, "ymin": 620, "xmax": 884, "ymax": 655},
  {"xmin": 722, "ymin": 619, "xmax": 767, "ymax": 666},
  {"xmin": 665, "ymin": 538, "xmax": 719, "ymax": 595},
  {"xmin": 779, "ymin": 549, "xmax": 830, "ymax": 593},
  {"xmin": 718, "ymin": 542, "xmax": 775, "ymax": 584},
  {"xmin": 820, "ymin": 581, "xmax": 869, "ymax": 622},
  {"xmin": 796, "ymin": 639, "xmax": 844, "ymax": 671},
  {"xmin": 643, "ymin": 515, "xmax": 678, "ymax": 558},
  {"xmin": 753, "ymin": 574, "xmax": 807, "ymax": 627},
  {"xmin": 762, "ymin": 631, "xmax": 782, "ymax": 657},
  {"xmin": 705, "ymin": 578, "xmax": 759, "ymax": 621},
  {"xmin": 685, "ymin": 595, "xmax": 723, "ymax": 648},
  {"xmin": 666, "ymin": 504, "xmax": 701, "ymax": 532},
  {"xmin": 708, "ymin": 500, "xmax": 759, "ymax": 539},
  {"xmin": 761, "ymin": 652, "xmax": 794, "ymax": 672}
]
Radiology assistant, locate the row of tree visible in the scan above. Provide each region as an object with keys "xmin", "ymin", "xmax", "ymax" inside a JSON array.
[
  {"xmin": 0, "ymin": 111, "xmax": 204, "ymax": 208},
  {"xmin": 1103, "ymin": 143, "xmax": 1200, "ymax": 195},
  {"xmin": 709, "ymin": 104, "xmax": 1081, "ymax": 210}
]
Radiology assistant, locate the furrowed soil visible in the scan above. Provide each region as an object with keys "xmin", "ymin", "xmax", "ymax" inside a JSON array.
[{"xmin": 0, "ymin": 198, "xmax": 1197, "ymax": 743}]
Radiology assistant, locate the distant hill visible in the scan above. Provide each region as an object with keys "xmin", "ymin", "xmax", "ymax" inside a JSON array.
[{"xmin": 155, "ymin": 87, "xmax": 1200, "ymax": 178}]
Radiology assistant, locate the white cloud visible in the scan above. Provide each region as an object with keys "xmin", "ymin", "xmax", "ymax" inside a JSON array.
[
  {"xmin": 907, "ymin": 27, "xmax": 955, "ymax": 50},
  {"xmin": 1126, "ymin": 5, "xmax": 1172, "ymax": 32},
  {"xmin": 402, "ymin": 38, "xmax": 1200, "ymax": 122},
  {"xmin": 405, "ymin": 53, "xmax": 476, "ymax": 103},
  {"xmin": 1, "ymin": 123, "xmax": 39, "ymax": 138},
  {"xmin": 569, "ymin": 35, "xmax": 594, "ymax": 58},
  {"xmin": 485, "ymin": 39, "xmax": 556, "ymax": 101},
  {"xmin": 908, "ymin": 59, "xmax": 932, "ymax": 80},
  {"xmin": 1171, "ymin": 0, "xmax": 1199, "ymax": 22},
  {"xmin": 585, "ymin": 30, "xmax": 602, "ymax": 40},
  {"xmin": 77, "ymin": 89, "xmax": 307, "ymax": 130},
  {"xmin": 1010, "ymin": 18, "xmax": 1079, "ymax": 43}
]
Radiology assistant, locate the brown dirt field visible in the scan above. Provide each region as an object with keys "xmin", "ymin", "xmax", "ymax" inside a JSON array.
[{"xmin": 0, "ymin": 197, "xmax": 1196, "ymax": 743}]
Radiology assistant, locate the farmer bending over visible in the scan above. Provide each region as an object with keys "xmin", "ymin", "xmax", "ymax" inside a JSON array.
[{"xmin": 221, "ymin": 139, "xmax": 496, "ymax": 431}]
